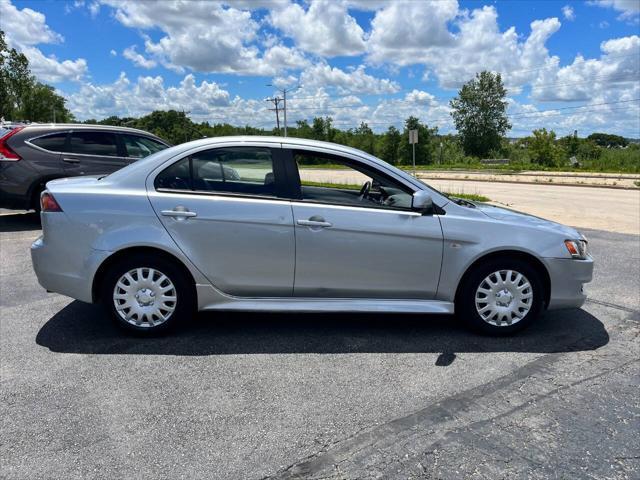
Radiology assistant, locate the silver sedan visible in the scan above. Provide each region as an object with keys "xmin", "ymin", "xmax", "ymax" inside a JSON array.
[{"xmin": 31, "ymin": 136, "xmax": 593, "ymax": 335}]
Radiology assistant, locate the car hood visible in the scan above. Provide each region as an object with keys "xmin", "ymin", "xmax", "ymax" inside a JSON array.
[{"xmin": 474, "ymin": 202, "xmax": 583, "ymax": 238}]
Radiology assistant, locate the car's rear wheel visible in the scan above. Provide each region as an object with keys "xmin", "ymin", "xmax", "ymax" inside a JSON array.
[
  {"xmin": 457, "ymin": 258, "xmax": 544, "ymax": 335},
  {"xmin": 101, "ymin": 253, "xmax": 195, "ymax": 334}
]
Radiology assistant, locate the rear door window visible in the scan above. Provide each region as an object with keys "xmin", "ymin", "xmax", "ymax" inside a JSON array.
[
  {"xmin": 155, "ymin": 147, "xmax": 280, "ymax": 197},
  {"xmin": 30, "ymin": 133, "xmax": 68, "ymax": 152},
  {"xmin": 69, "ymin": 131, "xmax": 119, "ymax": 157},
  {"xmin": 121, "ymin": 134, "xmax": 167, "ymax": 158}
]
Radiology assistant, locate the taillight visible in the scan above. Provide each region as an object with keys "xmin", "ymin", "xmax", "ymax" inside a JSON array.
[
  {"xmin": 41, "ymin": 192, "xmax": 63, "ymax": 212},
  {"xmin": 0, "ymin": 126, "xmax": 25, "ymax": 161}
]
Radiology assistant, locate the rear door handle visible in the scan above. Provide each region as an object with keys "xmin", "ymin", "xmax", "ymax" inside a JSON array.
[
  {"xmin": 297, "ymin": 216, "xmax": 332, "ymax": 228},
  {"xmin": 161, "ymin": 208, "xmax": 197, "ymax": 218},
  {"xmin": 62, "ymin": 157, "xmax": 80, "ymax": 163}
]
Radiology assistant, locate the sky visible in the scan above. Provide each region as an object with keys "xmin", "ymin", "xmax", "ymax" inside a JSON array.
[{"xmin": 1, "ymin": 0, "xmax": 639, "ymax": 137}]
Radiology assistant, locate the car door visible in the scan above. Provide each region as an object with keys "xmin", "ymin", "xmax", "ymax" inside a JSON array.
[
  {"xmin": 285, "ymin": 147, "xmax": 444, "ymax": 299},
  {"xmin": 147, "ymin": 144, "xmax": 296, "ymax": 297},
  {"xmin": 63, "ymin": 130, "xmax": 129, "ymax": 176}
]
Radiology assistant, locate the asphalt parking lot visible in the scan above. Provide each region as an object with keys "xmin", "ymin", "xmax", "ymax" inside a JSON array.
[{"xmin": 1, "ymin": 211, "xmax": 639, "ymax": 479}]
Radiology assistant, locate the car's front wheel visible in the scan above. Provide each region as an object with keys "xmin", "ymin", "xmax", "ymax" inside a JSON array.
[
  {"xmin": 457, "ymin": 258, "xmax": 544, "ymax": 335},
  {"xmin": 101, "ymin": 253, "xmax": 195, "ymax": 334}
]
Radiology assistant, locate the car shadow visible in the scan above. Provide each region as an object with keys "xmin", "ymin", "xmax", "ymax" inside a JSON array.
[
  {"xmin": 0, "ymin": 211, "xmax": 40, "ymax": 232},
  {"xmin": 36, "ymin": 301, "xmax": 609, "ymax": 356}
]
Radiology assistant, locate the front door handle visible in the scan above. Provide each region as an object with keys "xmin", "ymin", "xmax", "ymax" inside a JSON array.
[
  {"xmin": 297, "ymin": 216, "xmax": 332, "ymax": 228},
  {"xmin": 161, "ymin": 207, "xmax": 197, "ymax": 219},
  {"xmin": 62, "ymin": 157, "xmax": 80, "ymax": 163}
]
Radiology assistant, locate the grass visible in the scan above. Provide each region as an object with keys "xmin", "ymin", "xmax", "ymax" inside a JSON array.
[
  {"xmin": 301, "ymin": 180, "xmax": 360, "ymax": 190},
  {"xmin": 300, "ymin": 181, "xmax": 491, "ymax": 202},
  {"xmin": 445, "ymin": 192, "xmax": 491, "ymax": 202}
]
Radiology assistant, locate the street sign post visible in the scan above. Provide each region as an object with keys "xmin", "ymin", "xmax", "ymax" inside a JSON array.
[{"xmin": 409, "ymin": 129, "xmax": 418, "ymax": 176}]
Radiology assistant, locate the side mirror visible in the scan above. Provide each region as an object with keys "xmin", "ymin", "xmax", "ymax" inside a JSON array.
[{"xmin": 412, "ymin": 191, "xmax": 433, "ymax": 213}]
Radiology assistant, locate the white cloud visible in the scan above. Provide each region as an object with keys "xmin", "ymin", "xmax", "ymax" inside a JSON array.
[
  {"xmin": 365, "ymin": 2, "xmax": 565, "ymax": 93},
  {"xmin": 123, "ymin": 46, "xmax": 157, "ymax": 69},
  {"xmin": 0, "ymin": 0, "xmax": 88, "ymax": 82},
  {"xmin": 299, "ymin": 64, "xmax": 400, "ymax": 94},
  {"xmin": 269, "ymin": 0, "xmax": 366, "ymax": 57},
  {"xmin": 100, "ymin": 0, "xmax": 308, "ymax": 75},
  {"xmin": 66, "ymin": 73, "xmax": 232, "ymax": 119},
  {"xmin": 530, "ymin": 35, "xmax": 640, "ymax": 102},
  {"xmin": 22, "ymin": 47, "xmax": 88, "ymax": 83},
  {"xmin": 88, "ymin": 1, "xmax": 100, "ymax": 17},
  {"xmin": 590, "ymin": 0, "xmax": 640, "ymax": 20},
  {"xmin": 110, "ymin": 49, "xmax": 117, "ymax": 57},
  {"xmin": 562, "ymin": 5, "xmax": 575, "ymax": 21},
  {"xmin": 0, "ymin": 0, "xmax": 62, "ymax": 46},
  {"xmin": 367, "ymin": 0, "xmax": 458, "ymax": 64}
]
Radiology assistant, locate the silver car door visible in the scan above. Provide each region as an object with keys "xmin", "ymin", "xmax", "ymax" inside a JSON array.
[
  {"xmin": 288, "ymin": 148, "xmax": 444, "ymax": 299},
  {"xmin": 147, "ymin": 145, "xmax": 295, "ymax": 297}
]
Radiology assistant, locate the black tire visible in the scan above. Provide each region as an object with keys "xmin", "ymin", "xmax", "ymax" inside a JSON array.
[
  {"xmin": 100, "ymin": 253, "xmax": 195, "ymax": 334},
  {"xmin": 456, "ymin": 258, "xmax": 544, "ymax": 335}
]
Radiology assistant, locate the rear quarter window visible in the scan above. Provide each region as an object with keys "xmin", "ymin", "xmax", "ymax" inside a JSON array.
[{"xmin": 30, "ymin": 132, "xmax": 68, "ymax": 152}]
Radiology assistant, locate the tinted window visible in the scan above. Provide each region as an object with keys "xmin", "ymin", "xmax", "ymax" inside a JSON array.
[
  {"xmin": 155, "ymin": 147, "xmax": 276, "ymax": 197},
  {"xmin": 69, "ymin": 131, "xmax": 119, "ymax": 157},
  {"xmin": 155, "ymin": 158, "xmax": 192, "ymax": 190},
  {"xmin": 294, "ymin": 151, "xmax": 413, "ymax": 210},
  {"xmin": 122, "ymin": 134, "xmax": 166, "ymax": 158},
  {"xmin": 31, "ymin": 133, "xmax": 68, "ymax": 152}
]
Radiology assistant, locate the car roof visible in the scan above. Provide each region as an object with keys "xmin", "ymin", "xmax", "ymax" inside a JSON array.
[
  {"xmin": 170, "ymin": 135, "xmax": 373, "ymax": 157},
  {"xmin": 19, "ymin": 123, "xmax": 163, "ymax": 137}
]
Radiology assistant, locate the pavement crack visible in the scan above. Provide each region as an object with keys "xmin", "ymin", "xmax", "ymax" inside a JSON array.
[{"xmin": 586, "ymin": 298, "xmax": 640, "ymax": 315}]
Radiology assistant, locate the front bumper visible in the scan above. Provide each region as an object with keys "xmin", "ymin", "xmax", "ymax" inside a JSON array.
[{"xmin": 545, "ymin": 256, "xmax": 594, "ymax": 309}]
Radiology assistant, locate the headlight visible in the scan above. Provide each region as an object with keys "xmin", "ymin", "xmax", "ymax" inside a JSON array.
[{"xmin": 564, "ymin": 239, "xmax": 588, "ymax": 259}]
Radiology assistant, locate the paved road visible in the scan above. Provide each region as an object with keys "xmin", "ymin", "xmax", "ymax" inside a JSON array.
[{"xmin": 1, "ymin": 213, "xmax": 638, "ymax": 479}]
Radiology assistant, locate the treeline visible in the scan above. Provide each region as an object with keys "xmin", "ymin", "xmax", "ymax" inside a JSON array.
[
  {"xmin": 85, "ymin": 110, "xmax": 639, "ymax": 173},
  {"xmin": 0, "ymin": 31, "xmax": 74, "ymax": 124}
]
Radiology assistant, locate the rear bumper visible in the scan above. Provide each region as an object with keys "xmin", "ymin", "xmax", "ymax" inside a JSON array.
[
  {"xmin": 30, "ymin": 225, "xmax": 110, "ymax": 304},
  {"xmin": 545, "ymin": 256, "xmax": 594, "ymax": 310}
]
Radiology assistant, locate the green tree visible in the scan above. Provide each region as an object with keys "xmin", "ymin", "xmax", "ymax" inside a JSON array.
[
  {"xmin": 559, "ymin": 133, "xmax": 580, "ymax": 157},
  {"xmin": 449, "ymin": 71, "xmax": 511, "ymax": 157},
  {"xmin": 0, "ymin": 30, "xmax": 73, "ymax": 122},
  {"xmin": 399, "ymin": 116, "xmax": 438, "ymax": 165},
  {"xmin": 528, "ymin": 128, "xmax": 564, "ymax": 167},
  {"xmin": 380, "ymin": 125, "xmax": 401, "ymax": 164},
  {"xmin": 587, "ymin": 132, "xmax": 628, "ymax": 148},
  {"xmin": 351, "ymin": 122, "xmax": 375, "ymax": 155},
  {"xmin": 22, "ymin": 83, "xmax": 74, "ymax": 122},
  {"xmin": 0, "ymin": 30, "xmax": 31, "ymax": 119}
]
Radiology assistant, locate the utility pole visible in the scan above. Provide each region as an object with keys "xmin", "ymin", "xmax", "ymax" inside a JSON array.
[
  {"xmin": 52, "ymin": 106, "xmax": 56, "ymax": 123},
  {"xmin": 266, "ymin": 96, "xmax": 282, "ymax": 134},
  {"xmin": 266, "ymin": 84, "xmax": 299, "ymax": 137},
  {"xmin": 282, "ymin": 88, "xmax": 288, "ymax": 137}
]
